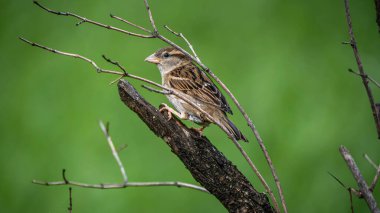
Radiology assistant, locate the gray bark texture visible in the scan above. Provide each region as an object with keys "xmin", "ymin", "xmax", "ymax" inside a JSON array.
[{"xmin": 118, "ymin": 79, "xmax": 274, "ymax": 213}]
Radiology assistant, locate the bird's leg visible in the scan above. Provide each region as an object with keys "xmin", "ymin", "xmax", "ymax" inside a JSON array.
[
  {"xmin": 190, "ymin": 123, "xmax": 209, "ymax": 135},
  {"xmin": 159, "ymin": 103, "xmax": 189, "ymax": 121}
]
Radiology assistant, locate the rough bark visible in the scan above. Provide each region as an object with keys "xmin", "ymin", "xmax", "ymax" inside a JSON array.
[{"xmin": 118, "ymin": 79, "xmax": 273, "ymax": 213}]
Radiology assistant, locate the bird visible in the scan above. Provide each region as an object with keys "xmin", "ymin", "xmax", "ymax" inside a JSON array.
[{"xmin": 145, "ymin": 47, "xmax": 248, "ymax": 142}]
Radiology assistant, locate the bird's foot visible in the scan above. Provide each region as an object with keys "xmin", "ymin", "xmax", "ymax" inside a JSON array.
[{"xmin": 159, "ymin": 103, "xmax": 189, "ymax": 121}]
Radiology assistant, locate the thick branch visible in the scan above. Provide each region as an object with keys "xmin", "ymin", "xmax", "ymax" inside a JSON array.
[
  {"xmin": 118, "ymin": 79, "xmax": 273, "ymax": 213},
  {"xmin": 339, "ymin": 146, "xmax": 380, "ymax": 213}
]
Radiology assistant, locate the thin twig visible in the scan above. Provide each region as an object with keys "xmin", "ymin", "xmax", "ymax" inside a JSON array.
[
  {"xmin": 143, "ymin": 0, "xmax": 158, "ymax": 33},
  {"xmin": 142, "ymin": 85, "xmax": 172, "ymax": 95},
  {"xmin": 328, "ymin": 171, "xmax": 362, "ymax": 198},
  {"xmin": 364, "ymin": 154, "xmax": 380, "ymax": 192},
  {"xmin": 344, "ymin": 0, "xmax": 380, "ymax": 139},
  {"xmin": 102, "ymin": 54, "xmax": 127, "ymax": 75},
  {"xmin": 371, "ymin": 165, "xmax": 380, "ymax": 192},
  {"xmin": 68, "ymin": 187, "xmax": 73, "ymax": 213},
  {"xmin": 33, "ymin": 1, "xmax": 153, "ymax": 38},
  {"xmin": 32, "ymin": 179, "xmax": 208, "ymax": 193},
  {"xmin": 110, "ymin": 14, "xmax": 151, "ymax": 33},
  {"xmin": 349, "ymin": 188, "xmax": 355, "ymax": 213},
  {"xmin": 365, "ymin": 154, "xmax": 379, "ymax": 170},
  {"xmin": 99, "ymin": 121, "xmax": 128, "ymax": 183},
  {"xmin": 32, "ymin": 124, "xmax": 208, "ymax": 193},
  {"xmin": 164, "ymin": 25, "xmax": 200, "ymax": 62},
  {"xmin": 339, "ymin": 146, "xmax": 380, "ymax": 213},
  {"xmin": 348, "ymin": 69, "xmax": 380, "ymax": 89},
  {"xmin": 19, "ymin": 37, "xmax": 124, "ymax": 76}
]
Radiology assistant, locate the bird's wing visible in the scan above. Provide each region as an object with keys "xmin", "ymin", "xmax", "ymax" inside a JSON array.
[{"xmin": 167, "ymin": 64, "xmax": 232, "ymax": 114}]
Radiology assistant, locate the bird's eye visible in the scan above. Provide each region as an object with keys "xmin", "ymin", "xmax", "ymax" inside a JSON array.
[{"xmin": 163, "ymin": 53, "xmax": 170, "ymax": 58}]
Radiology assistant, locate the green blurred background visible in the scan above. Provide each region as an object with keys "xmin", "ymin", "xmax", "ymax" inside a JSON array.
[{"xmin": 1, "ymin": 0, "xmax": 379, "ymax": 212}]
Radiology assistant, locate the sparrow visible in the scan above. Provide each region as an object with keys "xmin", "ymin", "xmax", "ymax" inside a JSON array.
[{"xmin": 145, "ymin": 47, "xmax": 248, "ymax": 142}]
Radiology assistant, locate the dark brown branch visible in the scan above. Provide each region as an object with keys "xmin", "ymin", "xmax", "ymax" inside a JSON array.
[
  {"xmin": 344, "ymin": 0, "xmax": 380, "ymax": 139},
  {"xmin": 339, "ymin": 146, "xmax": 380, "ymax": 213},
  {"xmin": 118, "ymin": 79, "xmax": 274, "ymax": 213}
]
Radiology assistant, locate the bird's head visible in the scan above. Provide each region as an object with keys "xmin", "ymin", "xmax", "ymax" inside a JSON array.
[{"xmin": 145, "ymin": 47, "xmax": 191, "ymax": 74}]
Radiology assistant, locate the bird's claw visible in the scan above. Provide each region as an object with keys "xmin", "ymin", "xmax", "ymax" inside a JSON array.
[{"xmin": 159, "ymin": 103, "xmax": 173, "ymax": 121}]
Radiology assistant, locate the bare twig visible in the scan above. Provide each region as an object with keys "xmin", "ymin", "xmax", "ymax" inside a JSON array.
[
  {"xmin": 99, "ymin": 121, "xmax": 128, "ymax": 183},
  {"xmin": 110, "ymin": 14, "xmax": 151, "ymax": 33},
  {"xmin": 19, "ymin": 37, "xmax": 124, "ymax": 76},
  {"xmin": 102, "ymin": 54, "xmax": 127, "ymax": 75},
  {"xmin": 164, "ymin": 25, "xmax": 200, "ymax": 62},
  {"xmin": 348, "ymin": 69, "xmax": 380, "ymax": 89},
  {"xmin": 349, "ymin": 188, "xmax": 355, "ymax": 213},
  {"xmin": 364, "ymin": 154, "xmax": 380, "ymax": 192},
  {"xmin": 142, "ymin": 85, "xmax": 172, "ymax": 95},
  {"xmin": 371, "ymin": 165, "xmax": 380, "ymax": 192},
  {"xmin": 33, "ymin": 1, "xmax": 153, "ymax": 38},
  {"xmin": 32, "ymin": 179, "xmax": 208, "ymax": 192},
  {"xmin": 68, "ymin": 187, "xmax": 73, "ymax": 213},
  {"xmin": 143, "ymin": 0, "xmax": 158, "ymax": 33},
  {"xmin": 339, "ymin": 146, "xmax": 380, "ymax": 213},
  {"xmin": 344, "ymin": 0, "xmax": 380, "ymax": 139},
  {"xmin": 364, "ymin": 154, "xmax": 379, "ymax": 170},
  {"xmin": 32, "ymin": 124, "xmax": 208, "ymax": 193}
]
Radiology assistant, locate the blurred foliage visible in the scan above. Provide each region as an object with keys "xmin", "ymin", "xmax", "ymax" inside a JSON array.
[{"xmin": 1, "ymin": 0, "xmax": 380, "ymax": 212}]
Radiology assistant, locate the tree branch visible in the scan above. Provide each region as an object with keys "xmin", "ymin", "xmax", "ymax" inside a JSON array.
[
  {"xmin": 348, "ymin": 69, "xmax": 380, "ymax": 89},
  {"xmin": 364, "ymin": 154, "xmax": 380, "ymax": 192},
  {"xmin": 344, "ymin": 0, "xmax": 380, "ymax": 139},
  {"xmin": 33, "ymin": 122, "xmax": 209, "ymax": 193},
  {"xmin": 339, "ymin": 146, "xmax": 380, "ymax": 213},
  {"xmin": 99, "ymin": 121, "xmax": 128, "ymax": 183},
  {"xmin": 32, "ymin": 1, "xmax": 153, "ymax": 38},
  {"xmin": 68, "ymin": 187, "xmax": 73, "ymax": 213},
  {"xmin": 118, "ymin": 79, "xmax": 274, "ymax": 213}
]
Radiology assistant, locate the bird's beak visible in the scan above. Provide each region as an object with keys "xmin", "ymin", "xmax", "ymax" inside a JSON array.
[{"xmin": 144, "ymin": 53, "xmax": 160, "ymax": 64}]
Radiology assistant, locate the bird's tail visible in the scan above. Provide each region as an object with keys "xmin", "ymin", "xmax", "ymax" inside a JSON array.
[{"xmin": 219, "ymin": 116, "xmax": 248, "ymax": 142}]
